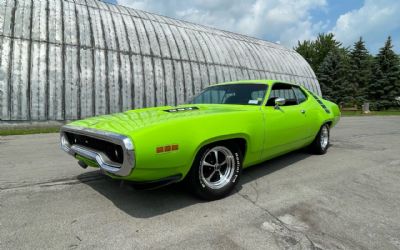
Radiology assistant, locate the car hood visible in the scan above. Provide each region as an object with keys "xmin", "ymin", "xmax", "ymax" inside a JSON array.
[{"xmin": 67, "ymin": 104, "xmax": 257, "ymax": 136}]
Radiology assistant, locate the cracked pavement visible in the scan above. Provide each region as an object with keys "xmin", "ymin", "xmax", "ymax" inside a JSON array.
[{"xmin": 1, "ymin": 116, "xmax": 400, "ymax": 249}]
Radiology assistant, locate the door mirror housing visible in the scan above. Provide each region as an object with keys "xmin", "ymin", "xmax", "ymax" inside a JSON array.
[{"xmin": 274, "ymin": 97, "xmax": 286, "ymax": 109}]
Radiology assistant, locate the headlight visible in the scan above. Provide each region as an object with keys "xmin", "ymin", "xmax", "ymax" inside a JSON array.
[
  {"xmin": 60, "ymin": 133, "xmax": 71, "ymax": 151},
  {"xmin": 122, "ymin": 138, "xmax": 134, "ymax": 150}
]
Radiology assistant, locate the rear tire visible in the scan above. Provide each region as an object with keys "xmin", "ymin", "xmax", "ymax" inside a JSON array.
[
  {"xmin": 310, "ymin": 124, "xmax": 330, "ymax": 155},
  {"xmin": 187, "ymin": 143, "xmax": 242, "ymax": 200}
]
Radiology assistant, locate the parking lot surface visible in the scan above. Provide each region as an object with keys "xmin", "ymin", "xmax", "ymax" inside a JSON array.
[{"xmin": 1, "ymin": 116, "xmax": 400, "ymax": 249}]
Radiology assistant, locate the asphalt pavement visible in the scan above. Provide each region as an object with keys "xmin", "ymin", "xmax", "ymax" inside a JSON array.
[{"xmin": 1, "ymin": 116, "xmax": 399, "ymax": 249}]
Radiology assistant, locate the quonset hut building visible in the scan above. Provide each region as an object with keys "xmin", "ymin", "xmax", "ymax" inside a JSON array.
[{"xmin": 0, "ymin": 0, "xmax": 321, "ymax": 122}]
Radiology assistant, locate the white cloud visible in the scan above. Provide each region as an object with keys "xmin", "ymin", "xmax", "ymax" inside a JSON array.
[
  {"xmin": 118, "ymin": 0, "xmax": 327, "ymax": 48},
  {"xmin": 331, "ymin": 0, "xmax": 400, "ymax": 52}
]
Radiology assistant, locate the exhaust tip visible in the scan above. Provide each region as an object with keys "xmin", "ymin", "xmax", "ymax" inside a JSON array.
[{"xmin": 78, "ymin": 160, "xmax": 88, "ymax": 169}]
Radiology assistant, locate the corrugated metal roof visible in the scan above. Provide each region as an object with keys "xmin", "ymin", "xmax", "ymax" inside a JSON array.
[{"xmin": 0, "ymin": 0, "xmax": 320, "ymax": 121}]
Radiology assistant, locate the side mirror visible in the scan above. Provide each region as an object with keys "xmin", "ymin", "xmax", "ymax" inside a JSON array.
[{"xmin": 275, "ymin": 97, "xmax": 286, "ymax": 109}]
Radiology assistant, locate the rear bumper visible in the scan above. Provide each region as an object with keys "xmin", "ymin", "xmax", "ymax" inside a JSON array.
[{"xmin": 60, "ymin": 125, "xmax": 135, "ymax": 177}]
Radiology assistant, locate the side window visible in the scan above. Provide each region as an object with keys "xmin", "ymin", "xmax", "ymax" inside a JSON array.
[
  {"xmin": 266, "ymin": 83, "xmax": 298, "ymax": 106},
  {"xmin": 293, "ymin": 86, "xmax": 307, "ymax": 104}
]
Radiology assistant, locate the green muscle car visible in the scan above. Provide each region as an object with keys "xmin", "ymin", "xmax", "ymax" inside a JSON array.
[{"xmin": 60, "ymin": 80, "xmax": 340, "ymax": 200}]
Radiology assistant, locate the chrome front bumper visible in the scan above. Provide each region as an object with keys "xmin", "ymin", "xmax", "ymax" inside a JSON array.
[{"xmin": 60, "ymin": 125, "xmax": 135, "ymax": 177}]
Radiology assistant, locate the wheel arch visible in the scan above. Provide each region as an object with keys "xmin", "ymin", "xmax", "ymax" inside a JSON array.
[{"xmin": 183, "ymin": 134, "xmax": 248, "ymax": 178}]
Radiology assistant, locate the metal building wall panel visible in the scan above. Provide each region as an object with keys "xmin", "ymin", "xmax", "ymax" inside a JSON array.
[
  {"xmin": 222, "ymin": 66, "xmax": 232, "ymax": 82},
  {"xmin": 214, "ymin": 65, "xmax": 225, "ymax": 83},
  {"xmin": 153, "ymin": 57, "xmax": 165, "ymax": 106},
  {"xmin": 94, "ymin": 49, "xmax": 106, "ymax": 115},
  {"xmin": 163, "ymin": 59, "xmax": 175, "ymax": 105},
  {"xmin": 234, "ymin": 68, "xmax": 243, "ymax": 80},
  {"xmin": 200, "ymin": 32, "xmax": 220, "ymax": 65},
  {"xmin": 191, "ymin": 62, "xmax": 202, "ymax": 95},
  {"xmin": 76, "ymin": 3, "xmax": 92, "ymax": 47},
  {"xmin": 151, "ymin": 21, "xmax": 170, "ymax": 58},
  {"xmin": 223, "ymin": 38, "xmax": 241, "ymax": 67},
  {"xmin": 48, "ymin": 0, "xmax": 62, "ymax": 44},
  {"xmin": 0, "ymin": 0, "xmax": 15, "ymax": 37},
  {"xmin": 229, "ymin": 67, "xmax": 237, "ymax": 81},
  {"xmin": 207, "ymin": 63, "xmax": 217, "ymax": 85},
  {"xmin": 120, "ymin": 14, "xmax": 140, "ymax": 54},
  {"xmin": 110, "ymin": 11, "xmax": 129, "ymax": 53},
  {"xmin": 143, "ymin": 56, "xmax": 155, "ymax": 107},
  {"xmin": 79, "ymin": 48, "xmax": 94, "ymax": 118},
  {"xmin": 99, "ymin": 9, "xmax": 117, "ymax": 50},
  {"xmin": 249, "ymin": 43, "xmax": 268, "ymax": 71},
  {"xmin": 199, "ymin": 63, "xmax": 209, "ymax": 90},
  {"xmin": 64, "ymin": 46, "xmax": 79, "ymax": 120},
  {"xmin": 182, "ymin": 61, "xmax": 193, "ymax": 101},
  {"xmin": 203, "ymin": 33, "xmax": 224, "ymax": 65},
  {"xmin": 169, "ymin": 25, "xmax": 188, "ymax": 60},
  {"xmin": 30, "ymin": 41, "xmax": 47, "ymax": 120},
  {"xmin": 63, "ymin": 1, "xmax": 77, "ymax": 45},
  {"xmin": 173, "ymin": 60, "xmax": 185, "ymax": 105},
  {"xmin": 132, "ymin": 54, "xmax": 143, "ymax": 109},
  {"xmin": 10, "ymin": 39, "xmax": 29, "ymax": 120},
  {"xmin": 0, "ymin": 37, "xmax": 10, "ymax": 120},
  {"xmin": 231, "ymin": 39, "xmax": 251, "ymax": 71},
  {"xmin": 47, "ymin": 44, "xmax": 63, "ymax": 120},
  {"xmin": 88, "ymin": 7, "xmax": 105, "ymax": 49},
  {"xmin": 160, "ymin": 23, "xmax": 180, "ymax": 60},
  {"xmin": 213, "ymin": 36, "xmax": 231, "ymax": 66},
  {"xmin": 142, "ymin": 19, "xmax": 160, "ymax": 57},
  {"xmin": 186, "ymin": 30, "xmax": 205, "ymax": 63},
  {"xmin": 13, "ymin": 0, "xmax": 31, "ymax": 40},
  {"xmin": 240, "ymin": 42, "xmax": 259, "ymax": 71},
  {"xmin": 31, "ymin": 0, "xmax": 47, "ymax": 42},
  {"xmin": 177, "ymin": 27, "xmax": 197, "ymax": 62},
  {"xmin": 192, "ymin": 31, "xmax": 212, "ymax": 63},
  {"xmin": 120, "ymin": 54, "xmax": 132, "ymax": 111},
  {"xmin": 107, "ymin": 50, "xmax": 120, "ymax": 114},
  {"xmin": 132, "ymin": 17, "xmax": 150, "ymax": 56}
]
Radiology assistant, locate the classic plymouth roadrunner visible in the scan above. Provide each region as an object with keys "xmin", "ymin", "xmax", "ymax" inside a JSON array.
[{"xmin": 60, "ymin": 80, "xmax": 340, "ymax": 200}]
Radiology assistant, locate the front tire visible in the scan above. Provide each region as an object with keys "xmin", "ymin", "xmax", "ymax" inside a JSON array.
[
  {"xmin": 187, "ymin": 143, "xmax": 242, "ymax": 200},
  {"xmin": 310, "ymin": 124, "xmax": 330, "ymax": 155}
]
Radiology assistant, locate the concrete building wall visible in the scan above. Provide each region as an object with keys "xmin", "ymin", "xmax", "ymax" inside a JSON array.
[{"xmin": 0, "ymin": 0, "xmax": 320, "ymax": 121}]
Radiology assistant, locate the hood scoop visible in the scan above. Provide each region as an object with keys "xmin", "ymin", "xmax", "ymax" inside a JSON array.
[{"xmin": 164, "ymin": 107, "xmax": 199, "ymax": 113}]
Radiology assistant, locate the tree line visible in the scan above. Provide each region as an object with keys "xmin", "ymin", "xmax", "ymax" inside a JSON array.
[{"xmin": 294, "ymin": 34, "xmax": 400, "ymax": 110}]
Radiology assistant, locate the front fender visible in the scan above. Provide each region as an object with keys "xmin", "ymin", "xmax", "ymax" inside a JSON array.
[{"xmin": 124, "ymin": 110, "xmax": 264, "ymax": 182}]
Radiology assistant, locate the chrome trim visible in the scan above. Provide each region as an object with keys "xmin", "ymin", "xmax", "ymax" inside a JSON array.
[{"xmin": 60, "ymin": 125, "xmax": 135, "ymax": 177}]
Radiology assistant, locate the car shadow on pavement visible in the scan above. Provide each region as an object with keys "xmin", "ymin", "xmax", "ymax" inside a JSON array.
[{"xmin": 77, "ymin": 150, "xmax": 312, "ymax": 218}]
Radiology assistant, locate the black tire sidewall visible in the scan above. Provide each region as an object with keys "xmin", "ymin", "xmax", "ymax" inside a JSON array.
[
  {"xmin": 314, "ymin": 124, "xmax": 330, "ymax": 154},
  {"xmin": 189, "ymin": 143, "xmax": 242, "ymax": 200}
]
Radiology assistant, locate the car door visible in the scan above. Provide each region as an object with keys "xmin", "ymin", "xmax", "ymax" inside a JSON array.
[{"xmin": 261, "ymin": 83, "xmax": 309, "ymax": 160}]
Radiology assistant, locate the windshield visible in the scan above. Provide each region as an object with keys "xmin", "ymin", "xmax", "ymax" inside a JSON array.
[{"xmin": 191, "ymin": 84, "xmax": 268, "ymax": 106}]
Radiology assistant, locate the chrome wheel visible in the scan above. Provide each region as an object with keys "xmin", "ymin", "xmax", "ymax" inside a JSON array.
[
  {"xmin": 320, "ymin": 125, "xmax": 329, "ymax": 150},
  {"xmin": 199, "ymin": 146, "xmax": 235, "ymax": 190}
]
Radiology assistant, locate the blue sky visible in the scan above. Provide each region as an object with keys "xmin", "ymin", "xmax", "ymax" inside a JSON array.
[{"xmin": 109, "ymin": 0, "xmax": 399, "ymax": 54}]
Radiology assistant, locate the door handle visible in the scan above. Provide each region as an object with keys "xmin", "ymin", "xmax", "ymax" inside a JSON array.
[{"xmin": 301, "ymin": 110, "xmax": 306, "ymax": 114}]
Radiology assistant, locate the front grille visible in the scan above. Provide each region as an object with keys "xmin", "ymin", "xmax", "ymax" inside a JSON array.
[{"xmin": 65, "ymin": 132, "xmax": 124, "ymax": 164}]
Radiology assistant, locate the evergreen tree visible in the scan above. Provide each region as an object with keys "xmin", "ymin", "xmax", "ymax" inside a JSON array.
[
  {"xmin": 314, "ymin": 33, "xmax": 343, "ymax": 72},
  {"xmin": 295, "ymin": 40, "xmax": 315, "ymax": 69},
  {"xmin": 348, "ymin": 37, "xmax": 372, "ymax": 106},
  {"xmin": 317, "ymin": 48, "xmax": 349, "ymax": 104},
  {"xmin": 369, "ymin": 37, "xmax": 400, "ymax": 110},
  {"xmin": 294, "ymin": 33, "xmax": 342, "ymax": 73}
]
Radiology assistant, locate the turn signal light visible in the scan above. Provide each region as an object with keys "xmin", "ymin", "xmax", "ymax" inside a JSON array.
[{"xmin": 156, "ymin": 144, "xmax": 179, "ymax": 153}]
